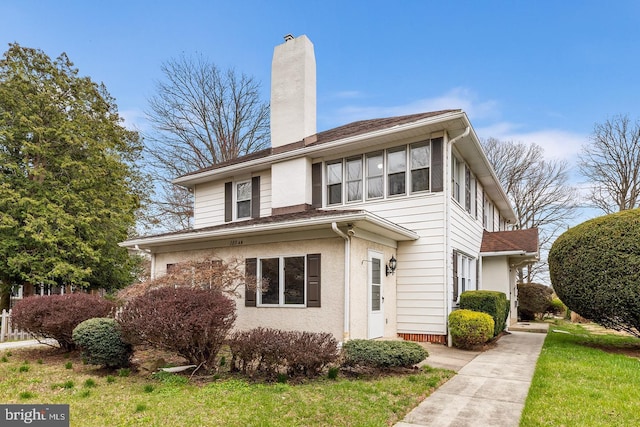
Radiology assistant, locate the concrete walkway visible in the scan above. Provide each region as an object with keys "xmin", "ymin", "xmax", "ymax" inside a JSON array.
[
  {"xmin": 397, "ymin": 328, "xmax": 547, "ymax": 427},
  {"xmin": 0, "ymin": 338, "xmax": 54, "ymax": 350}
]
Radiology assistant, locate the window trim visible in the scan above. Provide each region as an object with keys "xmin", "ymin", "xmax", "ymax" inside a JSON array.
[
  {"xmin": 257, "ymin": 255, "xmax": 307, "ymax": 307},
  {"xmin": 235, "ymin": 179, "xmax": 252, "ymax": 220},
  {"xmin": 410, "ymin": 141, "xmax": 430, "ymax": 194},
  {"xmin": 326, "ymin": 160, "xmax": 343, "ymax": 206}
]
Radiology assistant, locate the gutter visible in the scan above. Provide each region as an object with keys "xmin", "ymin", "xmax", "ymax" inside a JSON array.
[
  {"xmin": 480, "ymin": 251, "xmax": 538, "ymax": 257},
  {"xmin": 331, "ymin": 222, "xmax": 351, "ymax": 343},
  {"xmin": 444, "ymin": 126, "xmax": 470, "ymax": 347}
]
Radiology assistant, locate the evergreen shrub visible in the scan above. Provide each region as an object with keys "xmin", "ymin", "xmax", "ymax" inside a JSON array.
[
  {"xmin": 460, "ymin": 290, "xmax": 509, "ymax": 336},
  {"xmin": 72, "ymin": 317, "xmax": 132, "ymax": 368},
  {"xmin": 448, "ymin": 309, "xmax": 494, "ymax": 349},
  {"xmin": 341, "ymin": 339, "xmax": 428, "ymax": 369}
]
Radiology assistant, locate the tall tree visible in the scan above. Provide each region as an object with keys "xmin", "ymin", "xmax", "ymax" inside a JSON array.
[
  {"xmin": 579, "ymin": 114, "xmax": 640, "ymax": 214},
  {"xmin": 481, "ymin": 138, "xmax": 578, "ymax": 282},
  {"xmin": 144, "ymin": 54, "xmax": 270, "ymax": 231},
  {"xmin": 0, "ymin": 43, "xmax": 146, "ymax": 309}
]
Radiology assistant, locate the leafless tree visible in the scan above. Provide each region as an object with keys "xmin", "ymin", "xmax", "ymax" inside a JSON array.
[
  {"xmin": 578, "ymin": 114, "xmax": 640, "ymax": 214},
  {"xmin": 482, "ymin": 138, "xmax": 579, "ymax": 283},
  {"xmin": 143, "ymin": 54, "xmax": 270, "ymax": 231}
]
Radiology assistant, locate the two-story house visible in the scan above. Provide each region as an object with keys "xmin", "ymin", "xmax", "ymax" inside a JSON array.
[{"xmin": 121, "ymin": 35, "xmax": 538, "ymax": 345}]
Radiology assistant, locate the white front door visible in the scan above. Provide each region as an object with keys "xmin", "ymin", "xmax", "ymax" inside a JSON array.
[{"xmin": 368, "ymin": 250, "xmax": 384, "ymax": 338}]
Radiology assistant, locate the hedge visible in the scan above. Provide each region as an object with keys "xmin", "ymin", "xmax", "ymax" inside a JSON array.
[
  {"xmin": 460, "ymin": 290, "xmax": 509, "ymax": 336},
  {"xmin": 449, "ymin": 309, "xmax": 494, "ymax": 349}
]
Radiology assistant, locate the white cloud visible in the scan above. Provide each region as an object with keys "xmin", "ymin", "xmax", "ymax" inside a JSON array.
[
  {"xmin": 119, "ymin": 109, "xmax": 149, "ymax": 132},
  {"xmin": 329, "ymin": 87, "xmax": 500, "ymax": 125},
  {"xmin": 475, "ymin": 123, "xmax": 587, "ymax": 161}
]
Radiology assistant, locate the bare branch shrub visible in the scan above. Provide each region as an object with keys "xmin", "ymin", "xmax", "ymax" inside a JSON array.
[
  {"xmin": 118, "ymin": 287, "xmax": 236, "ymax": 371},
  {"xmin": 11, "ymin": 294, "xmax": 115, "ymax": 351}
]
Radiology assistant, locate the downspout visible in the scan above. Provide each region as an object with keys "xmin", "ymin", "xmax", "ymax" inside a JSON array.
[
  {"xmin": 332, "ymin": 222, "xmax": 351, "ymax": 343},
  {"xmin": 445, "ymin": 126, "xmax": 470, "ymax": 346}
]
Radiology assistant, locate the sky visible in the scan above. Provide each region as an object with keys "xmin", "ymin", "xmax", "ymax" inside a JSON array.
[{"xmin": 2, "ymin": 0, "xmax": 639, "ymax": 209}]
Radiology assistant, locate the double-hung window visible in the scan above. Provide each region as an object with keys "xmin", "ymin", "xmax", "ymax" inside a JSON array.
[
  {"xmin": 236, "ymin": 180, "xmax": 252, "ymax": 219},
  {"xmin": 410, "ymin": 142, "xmax": 430, "ymax": 193},
  {"xmin": 346, "ymin": 157, "xmax": 363, "ymax": 202},
  {"xmin": 387, "ymin": 147, "xmax": 406, "ymax": 196},
  {"xmin": 259, "ymin": 256, "xmax": 305, "ymax": 306},
  {"xmin": 366, "ymin": 152, "xmax": 384, "ymax": 199},
  {"xmin": 326, "ymin": 161, "xmax": 343, "ymax": 205}
]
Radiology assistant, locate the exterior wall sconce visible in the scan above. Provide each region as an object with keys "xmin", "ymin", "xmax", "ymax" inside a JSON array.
[{"xmin": 385, "ymin": 255, "xmax": 397, "ymax": 276}]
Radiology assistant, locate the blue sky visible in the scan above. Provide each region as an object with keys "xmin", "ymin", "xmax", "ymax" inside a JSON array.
[{"xmin": 2, "ymin": 0, "xmax": 639, "ymax": 171}]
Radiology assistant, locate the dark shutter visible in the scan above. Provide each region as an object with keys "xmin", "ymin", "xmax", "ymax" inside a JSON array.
[
  {"xmin": 245, "ymin": 258, "xmax": 257, "ymax": 307},
  {"xmin": 452, "ymin": 250, "xmax": 459, "ymax": 303},
  {"xmin": 306, "ymin": 253, "xmax": 321, "ymax": 307},
  {"xmin": 431, "ymin": 137, "xmax": 443, "ymax": 192},
  {"xmin": 311, "ymin": 163, "xmax": 322, "ymax": 208},
  {"xmin": 465, "ymin": 166, "xmax": 471, "ymax": 213},
  {"xmin": 251, "ymin": 176, "xmax": 260, "ymax": 219},
  {"xmin": 224, "ymin": 181, "xmax": 233, "ymax": 222}
]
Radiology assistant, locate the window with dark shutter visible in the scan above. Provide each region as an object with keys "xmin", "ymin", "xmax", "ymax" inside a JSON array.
[
  {"xmin": 431, "ymin": 137, "xmax": 443, "ymax": 192},
  {"xmin": 465, "ymin": 166, "xmax": 471, "ymax": 213},
  {"xmin": 306, "ymin": 253, "xmax": 321, "ymax": 307},
  {"xmin": 245, "ymin": 258, "xmax": 257, "ymax": 307}
]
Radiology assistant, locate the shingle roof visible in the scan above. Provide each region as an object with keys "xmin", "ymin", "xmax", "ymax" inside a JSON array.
[
  {"xmin": 134, "ymin": 208, "xmax": 365, "ymax": 240},
  {"xmin": 178, "ymin": 110, "xmax": 460, "ymax": 178},
  {"xmin": 480, "ymin": 228, "xmax": 539, "ymax": 254}
]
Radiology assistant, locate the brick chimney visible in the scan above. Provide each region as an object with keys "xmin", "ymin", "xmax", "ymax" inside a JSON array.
[{"xmin": 270, "ymin": 34, "xmax": 316, "ymax": 148}]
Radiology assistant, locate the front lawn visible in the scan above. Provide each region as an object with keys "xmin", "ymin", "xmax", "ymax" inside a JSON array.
[
  {"xmin": 0, "ymin": 345, "xmax": 453, "ymax": 427},
  {"xmin": 521, "ymin": 322, "xmax": 640, "ymax": 426}
]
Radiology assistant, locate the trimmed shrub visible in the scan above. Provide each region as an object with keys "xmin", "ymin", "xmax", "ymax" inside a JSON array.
[
  {"xmin": 517, "ymin": 283, "xmax": 553, "ymax": 320},
  {"xmin": 11, "ymin": 294, "xmax": 115, "ymax": 350},
  {"xmin": 547, "ymin": 297, "xmax": 567, "ymax": 316},
  {"xmin": 228, "ymin": 327, "xmax": 339, "ymax": 378},
  {"xmin": 460, "ymin": 290, "xmax": 509, "ymax": 336},
  {"xmin": 118, "ymin": 287, "xmax": 236, "ymax": 371},
  {"xmin": 341, "ymin": 340, "xmax": 428, "ymax": 369},
  {"xmin": 72, "ymin": 318, "xmax": 132, "ymax": 368},
  {"xmin": 449, "ymin": 309, "xmax": 494, "ymax": 349},
  {"xmin": 549, "ymin": 209, "xmax": 640, "ymax": 337}
]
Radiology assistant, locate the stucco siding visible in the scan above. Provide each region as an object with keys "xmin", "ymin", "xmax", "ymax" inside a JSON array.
[{"xmin": 153, "ymin": 237, "xmax": 347, "ymax": 341}]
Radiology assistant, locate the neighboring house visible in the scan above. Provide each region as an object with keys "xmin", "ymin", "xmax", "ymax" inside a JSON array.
[{"xmin": 121, "ymin": 34, "xmax": 538, "ymax": 345}]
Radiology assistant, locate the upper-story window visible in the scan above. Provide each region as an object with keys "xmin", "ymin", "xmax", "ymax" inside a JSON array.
[
  {"xmin": 452, "ymin": 155, "xmax": 462, "ymax": 203},
  {"xmin": 410, "ymin": 142, "xmax": 430, "ymax": 192},
  {"xmin": 326, "ymin": 161, "xmax": 343, "ymax": 205},
  {"xmin": 346, "ymin": 157, "xmax": 363, "ymax": 202},
  {"xmin": 236, "ymin": 180, "xmax": 252, "ymax": 219},
  {"xmin": 387, "ymin": 147, "xmax": 406, "ymax": 196},
  {"xmin": 366, "ymin": 152, "xmax": 384, "ymax": 199}
]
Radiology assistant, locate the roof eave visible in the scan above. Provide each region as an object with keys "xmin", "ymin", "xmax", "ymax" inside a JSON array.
[
  {"xmin": 120, "ymin": 211, "xmax": 419, "ymax": 250},
  {"xmin": 173, "ymin": 110, "xmax": 466, "ymax": 187}
]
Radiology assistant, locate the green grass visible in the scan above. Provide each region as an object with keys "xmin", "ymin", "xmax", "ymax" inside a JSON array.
[
  {"xmin": 521, "ymin": 322, "xmax": 640, "ymax": 426},
  {"xmin": 0, "ymin": 346, "xmax": 453, "ymax": 426}
]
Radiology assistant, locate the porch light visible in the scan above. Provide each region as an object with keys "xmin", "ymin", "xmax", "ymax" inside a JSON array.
[{"xmin": 385, "ymin": 255, "xmax": 397, "ymax": 276}]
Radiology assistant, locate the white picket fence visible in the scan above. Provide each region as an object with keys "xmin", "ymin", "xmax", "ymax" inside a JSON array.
[{"xmin": 0, "ymin": 309, "xmax": 31, "ymax": 342}]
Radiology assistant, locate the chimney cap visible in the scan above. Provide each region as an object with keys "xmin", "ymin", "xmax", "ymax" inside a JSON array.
[{"xmin": 283, "ymin": 34, "xmax": 294, "ymax": 42}]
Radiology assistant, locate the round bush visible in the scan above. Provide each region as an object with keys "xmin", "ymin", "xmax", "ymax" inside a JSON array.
[
  {"xmin": 449, "ymin": 309, "xmax": 494, "ymax": 349},
  {"xmin": 73, "ymin": 318, "xmax": 132, "ymax": 368},
  {"xmin": 517, "ymin": 283, "xmax": 552, "ymax": 320},
  {"xmin": 341, "ymin": 339, "xmax": 428, "ymax": 369},
  {"xmin": 549, "ymin": 209, "xmax": 640, "ymax": 337},
  {"xmin": 11, "ymin": 293, "xmax": 115, "ymax": 351}
]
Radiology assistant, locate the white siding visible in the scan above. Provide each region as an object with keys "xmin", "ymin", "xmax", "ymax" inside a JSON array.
[
  {"xmin": 194, "ymin": 181, "xmax": 225, "ymax": 228},
  {"xmin": 193, "ymin": 170, "xmax": 271, "ymax": 229},
  {"xmin": 339, "ymin": 193, "xmax": 448, "ymax": 335}
]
